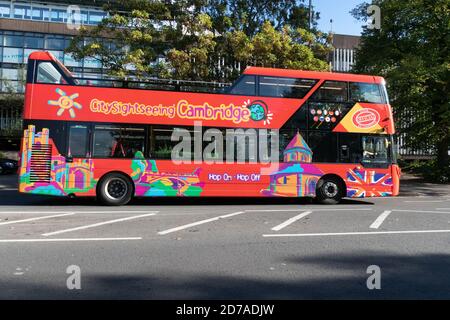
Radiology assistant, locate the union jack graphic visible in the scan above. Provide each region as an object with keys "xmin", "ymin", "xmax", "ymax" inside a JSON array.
[{"xmin": 346, "ymin": 168, "xmax": 393, "ymax": 198}]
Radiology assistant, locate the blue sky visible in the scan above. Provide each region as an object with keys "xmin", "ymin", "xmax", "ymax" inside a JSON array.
[{"xmin": 313, "ymin": 0, "xmax": 365, "ymax": 35}]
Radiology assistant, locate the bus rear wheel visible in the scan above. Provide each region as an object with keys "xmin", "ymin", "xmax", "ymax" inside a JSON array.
[
  {"xmin": 97, "ymin": 173, "xmax": 133, "ymax": 206},
  {"xmin": 316, "ymin": 177, "xmax": 344, "ymax": 205}
]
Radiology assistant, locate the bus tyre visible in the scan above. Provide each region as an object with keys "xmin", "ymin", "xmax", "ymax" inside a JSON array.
[
  {"xmin": 316, "ymin": 177, "xmax": 344, "ymax": 205},
  {"xmin": 97, "ymin": 173, "xmax": 133, "ymax": 206}
]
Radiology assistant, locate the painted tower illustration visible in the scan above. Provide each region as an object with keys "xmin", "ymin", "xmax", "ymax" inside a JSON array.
[{"xmin": 263, "ymin": 132, "xmax": 322, "ymax": 197}]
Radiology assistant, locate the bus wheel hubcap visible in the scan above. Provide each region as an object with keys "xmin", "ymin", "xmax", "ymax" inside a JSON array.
[
  {"xmin": 324, "ymin": 182, "xmax": 338, "ymax": 198},
  {"xmin": 105, "ymin": 179, "xmax": 127, "ymax": 200}
]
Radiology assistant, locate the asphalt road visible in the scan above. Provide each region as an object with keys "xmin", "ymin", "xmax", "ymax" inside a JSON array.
[{"xmin": 0, "ymin": 173, "xmax": 450, "ymax": 299}]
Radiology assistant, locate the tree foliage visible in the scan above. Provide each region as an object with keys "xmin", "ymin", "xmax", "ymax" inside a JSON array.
[
  {"xmin": 66, "ymin": 0, "xmax": 332, "ymax": 82},
  {"xmin": 352, "ymin": 0, "xmax": 449, "ymax": 176}
]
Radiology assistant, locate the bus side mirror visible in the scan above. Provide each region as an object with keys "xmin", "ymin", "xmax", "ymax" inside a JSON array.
[{"xmin": 65, "ymin": 156, "xmax": 73, "ymax": 163}]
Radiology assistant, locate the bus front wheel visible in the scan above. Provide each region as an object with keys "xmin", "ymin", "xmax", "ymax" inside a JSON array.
[
  {"xmin": 97, "ymin": 173, "xmax": 133, "ymax": 206},
  {"xmin": 316, "ymin": 176, "xmax": 344, "ymax": 205}
]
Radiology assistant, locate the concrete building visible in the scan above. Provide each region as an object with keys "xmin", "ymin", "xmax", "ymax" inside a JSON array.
[
  {"xmin": 0, "ymin": 0, "xmax": 110, "ymax": 94},
  {"xmin": 330, "ymin": 33, "xmax": 360, "ymax": 73}
]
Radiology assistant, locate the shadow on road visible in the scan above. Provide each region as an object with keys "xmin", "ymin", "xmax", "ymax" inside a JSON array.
[
  {"xmin": 0, "ymin": 174, "xmax": 374, "ymax": 206},
  {"xmin": 0, "ymin": 251, "xmax": 449, "ymax": 299}
]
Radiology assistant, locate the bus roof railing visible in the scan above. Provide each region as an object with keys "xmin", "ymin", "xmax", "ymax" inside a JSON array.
[{"xmin": 72, "ymin": 76, "xmax": 232, "ymax": 94}]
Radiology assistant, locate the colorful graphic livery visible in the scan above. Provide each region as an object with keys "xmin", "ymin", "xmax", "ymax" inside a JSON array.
[{"xmin": 19, "ymin": 51, "xmax": 400, "ymax": 205}]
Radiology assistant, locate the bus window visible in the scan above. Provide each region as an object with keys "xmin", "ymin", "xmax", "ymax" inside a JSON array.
[
  {"xmin": 338, "ymin": 133, "xmax": 362, "ymax": 163},
  {"xmin": 68, "ymin": 125, "xmax": 89, "ymax": 158},
  {"xmin": 93, "ymin": 125, "xmax": 145, "ymax": 158},
  {"xmin": 36, "ymin": 62, "xmax": 64, "ymax": 84},
  {"xmin": 350, "ymin": 83, "xmax": 385, "ymax": 103},
  {"xmin": 152, "ymin": 127, "xmax": 198, "ymax": 160},
  {"xmin": 308, "ymin": 131, "xmax": 338, "ymax": 163},
  {"xmin": 362, "ymin": 136, "xmax": 390, "ymax": 165},
  {"xmin": 228, "ymin": 75, "xmax": 256, "ymax": 95},
  {"xmin": 259, "ymin": 77, "xmax": 316, "ymax": 98},
  {"xmin": 311, "ymin": 81, "xmax": 348, "ymax": 102}
]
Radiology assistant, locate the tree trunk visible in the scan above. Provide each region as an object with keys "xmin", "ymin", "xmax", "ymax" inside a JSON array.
[{"xmin": 436, "ymin": 134, "xmax": 450, "ymax": 169}]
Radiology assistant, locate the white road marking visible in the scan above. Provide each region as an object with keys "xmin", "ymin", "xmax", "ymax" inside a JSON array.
[
  {"xmin": 393, "ymin": 209, "xmax": 450, "ymax": 214},
  {"xmin": 263, "ymin": 229, "xmax": 450, "ymax": 238},
  {"xmin": 245, "ymin": 208, "xmax": 373, "ymax": 212},
  {"xmin": 0, "ymin": 211, "xmax": 157, "ymax": 214},
  {"xmin": 436, "ymin": 208, "xmax": 450, "ymax": 210},
  {"xmin": 158, "ymin": 211, "xmax": 245, "ymax": 235},
  {"xmin": 42, "ymin": 212, "xmax": 158, "ymax": 236},
  {"xmin": 0, "ymin": 237, "xmax": 142, "ymax": 243},
  {"xmin": 403, "ymin": 200, "xmax": 446, "ymax": 203},
  {"xmin": 271, "ymin": 211, "xmax": 312, "ymax": 232},
  {"xmin": 0, "ymin": 213, "xmax": 75, "ymax": 226},
  {"xmin": 370, "ymin": 210, "xmax": 392, "ymax": 229}
]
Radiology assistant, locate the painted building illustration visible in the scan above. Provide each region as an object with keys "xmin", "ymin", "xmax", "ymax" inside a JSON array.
[
  {"xmin": 263, "ymin": 132, "xmax": 323, "ymax": 197},
  {"xmin": 283, "ymin": 132, "xmax": 312, "ymax": 162},
  {"xmin": 131, "ymin": 155, "xmax": 204, "ymax": 197},
  {"xmin": 19, "ymin": 125, "xmax": 95, "ymax": 196}
]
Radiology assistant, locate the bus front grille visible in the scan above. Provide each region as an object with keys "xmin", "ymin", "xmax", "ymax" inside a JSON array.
[{"xmin": 29, "ymin": 144, "xmax": 52, "ymax": 183}]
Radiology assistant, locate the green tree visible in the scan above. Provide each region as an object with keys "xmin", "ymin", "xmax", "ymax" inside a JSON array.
[
  {"xmin": 66, "ymin": 0, "xmax": 332, "ymax": 82},
  {"xmin": 352, "ymin": 0, "xmax": 450, "ymax": 180},
  {"xmin": 206, "ymin": 0, "xmax": 320, "ymax": 36},
  {"xmin": 225, "ymin": 22, "xmax": 330, "ymax": 71}
]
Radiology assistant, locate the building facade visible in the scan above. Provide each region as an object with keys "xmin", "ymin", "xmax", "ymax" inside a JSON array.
[
  {"xmin": 330, "ymin": 33, "xmax": 360, "ymax": 73},
  {"xmin": 0, "ymin": 0, "xmax": 110, "ymax": 94},
  {"xmin": 0, "ymin": 0, "xmax": 110, "ymax": 148}
]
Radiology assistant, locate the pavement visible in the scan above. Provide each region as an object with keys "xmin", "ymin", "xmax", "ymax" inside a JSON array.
[{"xmin": 0, "ymin": 173, "xmax": 450, "ymax": 299}]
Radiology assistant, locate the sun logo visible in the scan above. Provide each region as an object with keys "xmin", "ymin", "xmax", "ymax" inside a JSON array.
[{"xmin": 48, "ymin": 88, "xmax": 82, "ymax": 118}]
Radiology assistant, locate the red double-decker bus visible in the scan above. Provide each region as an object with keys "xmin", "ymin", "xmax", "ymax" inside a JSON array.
[{"xmin": 19, "ymin": 51, "xmax": 400, "ymax": 205}]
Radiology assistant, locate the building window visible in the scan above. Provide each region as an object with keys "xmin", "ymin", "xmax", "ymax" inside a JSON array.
[
  {"xmin": 13, "ymin": 4, "xmax": 31, "ymax": 19},
  {"xmin": 89, "ymin": 11, "xmax": 105, "ymax": 24},
  {"xmin": 3, "ymin": 47, "xmax": 23, "ymax": 63},
  {"xmin": 46, "ymin": 36, "xmax": 66, "ymax": 50},
  {"xmin": 350, "ymin": 82, "xmax": 385, "ymax": 104},
  {"xmin": 0, "ymin": 3, "xmax": 11, "ymax": 18},
  {"xmin": 83, "ymin": 57, "xmax": 102, "ymax": 69},
  {"xmin": 50, "ymin": 8, "xmax": 67, "ymax": 22},
  {"xmin": 259, "ymin": 76, "xmax": 316, "ymax": 98},
  {"xmin": 68, "ymin": 125, "xmax": 89, "ymax": 158},
  {"xmin": 64, "ymin": 53, "xmax": 82, "ymax": 67},
  {"xmin": 32, "ymin": 7, "xmax": 50, "ymax": 21},
  {"xmin": 2, "ymin": 68, "xmax": 19, "ymax": 80},
  {"xmin": 228, "ymin": 75, "xmax": 256, "ymax": 96},
  {"xmin": 93, "ymin": 125, "xmax": 145, "ymax": 158},
  {"xmin": 81, "ymin": 10, "xmax": 89, "ymax": 24},
  {"xmin": 311, "ymin": 81, "xmax": 348, "ymax": 102},
  {"xmin": 4, "ymin": 32, "xmax": 24, "ymax": 47},
  {"xmin": 24, "ymin": 34, "xmax": 44, "ymax": 49}
]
